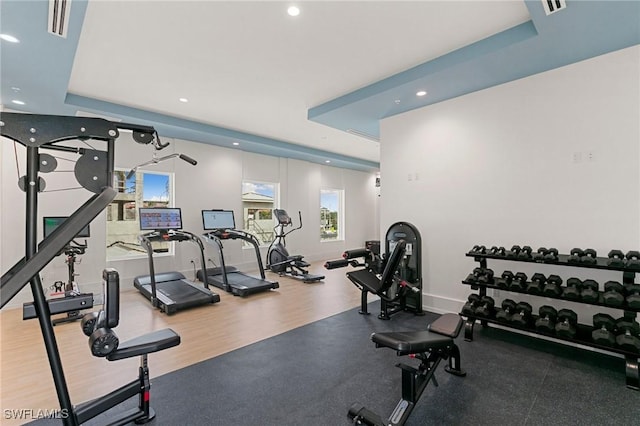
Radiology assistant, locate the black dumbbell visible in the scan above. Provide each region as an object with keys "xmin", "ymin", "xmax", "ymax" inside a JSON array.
[
  {"xmin": 496, "ymin": 299, "xmax": 517, "ymax": 322},
  {"xmin": 568, "ymin": 248, "xmax": 584, "ymax": 263},
  {"xmin": 465, "ymin": 267, "xmax": 485, "ymax": 284},
  {"xmin": 607, "ymin": 250, "xmax": 626, "ymax": 267},
  {"xmin": 542, "ymin": 274, "xmax": 563, "ymax": 297},
  {"xmin": 544, "ymin": 247, "xmax": 558, "ymax": 261},
  {"xmin": 507, "ymin": 245, "xmax": 521, "ymax": 258},
  {"xmin": 580, "ymin": 279, "xmax": 599, "ymax": 303},
  {"xmin": 562, "ymin": 277, "xmax": 582, "ymax": 300},
  {"xmin": 477, "ymin": 268, "xmax": 495, "ymax": 285},
  {"xmin": 475, "ymin": 296, "xmax": 496, "ymax": 318},
  {"xmin": 510, "ymin": 302, "xmax": 533, "ymax": 327},
  {"xmin": 592, "ymin": 313, "xmax": 617, "ymax": 346},
  {"xmin": 517, "ymin": 246, "xmax": 533, "ymax": 259},
  {"xmin": 615, "ymin": 317, "xmax": 640, "ymax": 353},
  {"xmin": 470, "ymin": 245, "xmax": 487, "ymax": 255},
  {"xmin": 555, "ymin": 309, "xmax": 578, "ymax": 339},
  {"xmin": 495, "ymin": 270, "xmax": 514, "ymax": 288},
  {"xmin": 533, "ymin": 247, "xmax": 547, "ymax": 261},
  {"xmin": 625, "ymin": 251, "xmax": 640, "ymax": 270},
  {"xmin": 461, "ymin": 294, "xmax": 481, "ymax": 317},
  {"xmin": 508, "ymin": 272, "xmax": 528, "ymax": 292},
  {"xmin": 527, "ymin": 273, "xmax": 546, "ymax": 295},
  {"xmin": 626, "ymin": 284, "xmax": 640, "ymax": 309},
  {"xmin": 581, "ymin": 248, "xmax": 597, "ymax": 264},
  {"xmin": 535, "ymin": 305, "xmax": 557, "ymax": 334},
  {"xmin": 489, "ymin": 246, "xmax": 500, "ymax": 255},
  {"xmin": 603, "ymin": 281, "xmax": 625, "ymax": 306}
]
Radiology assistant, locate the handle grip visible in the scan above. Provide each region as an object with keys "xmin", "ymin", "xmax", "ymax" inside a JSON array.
[
  {"xmin": 179, "ymin": 154, "xmax": 197, "ymax": 165},
  {"xmin": 324, "ymin": 259, "xmax": 349, "ymax": 270}
]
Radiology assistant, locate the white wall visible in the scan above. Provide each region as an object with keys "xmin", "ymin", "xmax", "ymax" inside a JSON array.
[
  {"xmin": 1, "ymin": 129, "xmax": 379, "ymax": 307},
  {"xmin": 380, "ymin": 45, "xmax": 640, "ymax": 320}
]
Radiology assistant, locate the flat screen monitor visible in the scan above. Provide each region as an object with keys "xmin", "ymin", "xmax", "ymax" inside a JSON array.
[
  {"xmin": 43, "ymin": 216, "xmax": 91, "ymax": 239},
  {"xmin": 139, "ymin": 207, "xmax": 183, "ymax": 231},
  {"xmin": 202, "ymin": 210, "xmax": 236, "ymax": 230}
]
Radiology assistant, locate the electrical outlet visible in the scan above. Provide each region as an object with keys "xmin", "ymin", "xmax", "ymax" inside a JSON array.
[{"xmin": 572, "ymin": 152, "xmax": 582, "ymax": 163}]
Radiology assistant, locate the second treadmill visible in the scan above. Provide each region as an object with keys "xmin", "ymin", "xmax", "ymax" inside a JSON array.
[{"xmin": 199, "ymin": 209, "xmax": 279, "ymax": 297}]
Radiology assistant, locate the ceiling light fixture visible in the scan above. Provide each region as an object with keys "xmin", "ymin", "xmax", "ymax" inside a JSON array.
[
  {"xmin": 11, "ymin": 100, "xmax": 25, "ymax": 105},
  {"xmin": 179, "ymin": 98, "xmax": 189, "ymax": 103},
  {"xmin": 325, "ymin": 160, "xmax": 331, "ymax": 163},
  {"xmin": 0, "ymin": 34, "xmax": 20, "ymax": 43},
  {"xmin": 287, "ymin": 6, "xmax": 300, "ymax": 16},
  {"xmin": 416, "ymin": 90, "xmax": 427, "ymax": 97},
  {"xmin": 232, "ymin": 142, "xmax": 240, "ymax": 146}
]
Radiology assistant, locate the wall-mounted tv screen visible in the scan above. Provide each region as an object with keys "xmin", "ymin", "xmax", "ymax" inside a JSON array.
[
  {"xmin": 202, "ymin": 210, "xmax": 235, "ymax": 231},
  {"xmin": 43, "ymin": 216, "xmax": 91, "ymax": 239},
  {"xmin": 139, "ymin": 207, "xmax": 183, "ymax": 231}
]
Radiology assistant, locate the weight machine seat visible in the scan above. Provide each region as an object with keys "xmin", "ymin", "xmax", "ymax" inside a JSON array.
[
  {"xmin": 371, "ymin": 314, "xmax": 463, "ymax": 356},
  {"xmin": 106, "ymin": 328, "xmax": 180, "ymax": 361},
  {"xmin": 346, "ymin": 240, "xmax": 407, "ymax": 296}
]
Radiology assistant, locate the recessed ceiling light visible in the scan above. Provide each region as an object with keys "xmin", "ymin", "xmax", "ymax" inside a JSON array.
[
  {"xmin": 0, "ymin": 34, "xmax": 19, "ymax": 43},
  {"xmin": 232, "ymin": 142, "xmax": 240, "ymax": 146},
  {"xmin": 11, "ymin": 86, "xmax": 21, "ymax": 92},
  {"xmin": 394, "ymin": 99, "xmax": 401, "ymax": 104},
  {"xmin": 11, "ymin": 100, "xmax": 25, "ymax": 105},
  {"xmin": 416, "ymin": 90, "xmax": 427, "ymax": 97},
  {"xmin": 325, "ymin": 160, "xmax": 331, "ymax": 163},
  {"xmin": 287, "ymin": 6, "xmax": 300, "ymax": 16},
  {"xmin": 179, "ymin": 98, "xmax": 188, "ymax": 103}
]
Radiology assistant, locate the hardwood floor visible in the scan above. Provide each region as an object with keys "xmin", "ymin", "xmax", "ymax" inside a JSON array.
[{"xmin": 0, "ymin": 262, "xmax": 363, "ymax": 425}]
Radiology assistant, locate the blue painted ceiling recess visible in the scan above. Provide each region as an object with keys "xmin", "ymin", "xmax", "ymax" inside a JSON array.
[{"xmin": 1, "ymin": 1, "xmax": 638, "ymax": 173}]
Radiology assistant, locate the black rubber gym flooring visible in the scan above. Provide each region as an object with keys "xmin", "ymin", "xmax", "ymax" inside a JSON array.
[{"xmin": 31, "ymin": 303, "xmax": 639, "ymax": 425}]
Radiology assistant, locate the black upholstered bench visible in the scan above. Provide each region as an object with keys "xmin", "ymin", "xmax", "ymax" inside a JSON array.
[{"xmin": 348, "ymin": 313, "xmax": 466, "ymax": 426}]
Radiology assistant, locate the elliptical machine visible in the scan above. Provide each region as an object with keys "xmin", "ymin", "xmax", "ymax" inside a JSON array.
[{"xmin": 266, "ymin": 209, "xmax": 324, "ymax": 283}]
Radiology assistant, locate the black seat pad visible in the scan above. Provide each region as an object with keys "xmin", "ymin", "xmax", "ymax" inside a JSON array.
[
  {"xmin": 107, "ymin": 328, "xmax": 180, "ymax": 361},
  {"xmin": 346, "ymin": 269, "xmax": 383, "ymax": 294},
  {"xmin": 371, "ymin": 314, "xmax": 463, "ymax": 355}
]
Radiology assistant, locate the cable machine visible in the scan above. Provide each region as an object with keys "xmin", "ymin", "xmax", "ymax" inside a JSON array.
[{"xmin": 1, "ymin": 113, "xmax": 182, "ymax": 425}]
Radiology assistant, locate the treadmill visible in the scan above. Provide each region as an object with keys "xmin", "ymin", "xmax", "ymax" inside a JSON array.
[
  {"xmin": 199, "ymin": 209, "xmax": 279, "ymax": 297},
  {"xmin": 134, "ymin": 207, "xmax": 220, "ymax": 314}
]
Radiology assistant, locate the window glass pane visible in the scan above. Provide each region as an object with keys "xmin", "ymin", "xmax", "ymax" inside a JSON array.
[
  {"xmin": 321, "ymin": 189, "xmax": 343, "ymax": 241},
  {"xmin": 242, "ymin": 181, "xmax": 278, "ymax": 246},
  {"xmin": 106, "ymin": 171, "xmax": 173, "ymax": 260}
]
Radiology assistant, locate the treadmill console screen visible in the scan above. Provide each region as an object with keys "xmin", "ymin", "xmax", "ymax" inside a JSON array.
[
  {"xmin": 43, "ymin": 216, "xmax": 91, "ymax": 239},
  {"xmin": 139, "ymin": 207, "xmax": 183, "ymax": 231},
  {"xmin": 202, "ymin": 210, "xmax": 236, "ymax": 230}
]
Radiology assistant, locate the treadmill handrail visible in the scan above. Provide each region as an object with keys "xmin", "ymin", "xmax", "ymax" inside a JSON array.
[{"xmin": 202, "ymin": 228, "xmax": 267, "ymax": 280}]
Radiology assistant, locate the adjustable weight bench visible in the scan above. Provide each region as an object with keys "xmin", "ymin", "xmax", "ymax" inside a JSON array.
[{"xmin": 348, "ymin": 313, "xmax": 466, "ymax": 426}]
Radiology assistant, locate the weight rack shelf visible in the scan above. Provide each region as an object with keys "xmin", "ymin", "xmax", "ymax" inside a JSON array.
[
  {"xmin": 462, "ymin": 248, "xmax": 640, "ymax": 390},
  {"xmin": 461, "ymin": 280, "xmax": 640, "ymax": 313},
  {"xmin": 465, "ymin": 251, "xmax": 640, "ymax": 273},
  {"xmin": 464, "ymin": 313, "xmax": 640, "ymax": 358}
]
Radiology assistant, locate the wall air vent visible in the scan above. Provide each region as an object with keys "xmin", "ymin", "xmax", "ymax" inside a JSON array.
[
  {"xmin": 346, "ymin": 129, "xmax": 380, "ymax": 142},
  {"xmin": 48, "ymin": 0, "xmax": 72, "ymax": 38},
  {"xmin": 542, "ymin": 0, "xmax": 567, "ymax": 16}
]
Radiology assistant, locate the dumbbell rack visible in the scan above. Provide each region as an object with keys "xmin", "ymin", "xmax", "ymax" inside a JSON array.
[{"xmin": 461, "ymin": 249, "xmax": 640, "ymax": 390}]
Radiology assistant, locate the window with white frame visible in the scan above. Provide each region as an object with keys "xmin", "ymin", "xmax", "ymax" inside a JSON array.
[
  {"xmin": 320, "ymin": 189, "xmax": 343, "ymax": 241},
  {"xmin": 242, "ymin": 181, "xmax": 279, "ymax": 245},
  {"xmin": 106, "ymin": 170, "xmax": 174, "ymax": 260}
]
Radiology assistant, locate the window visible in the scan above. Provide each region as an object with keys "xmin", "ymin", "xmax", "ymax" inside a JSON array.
[
  {"xmin": 106, "ymin": 170, "xmax": 174, "ymax": 260},
  {"xmin": 320, "ymin": 189, "xmax": 343, "ymax": 242},
  {"xmin": 242, "ymin": 181, "xmax": 279, "ymax": 245}
]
